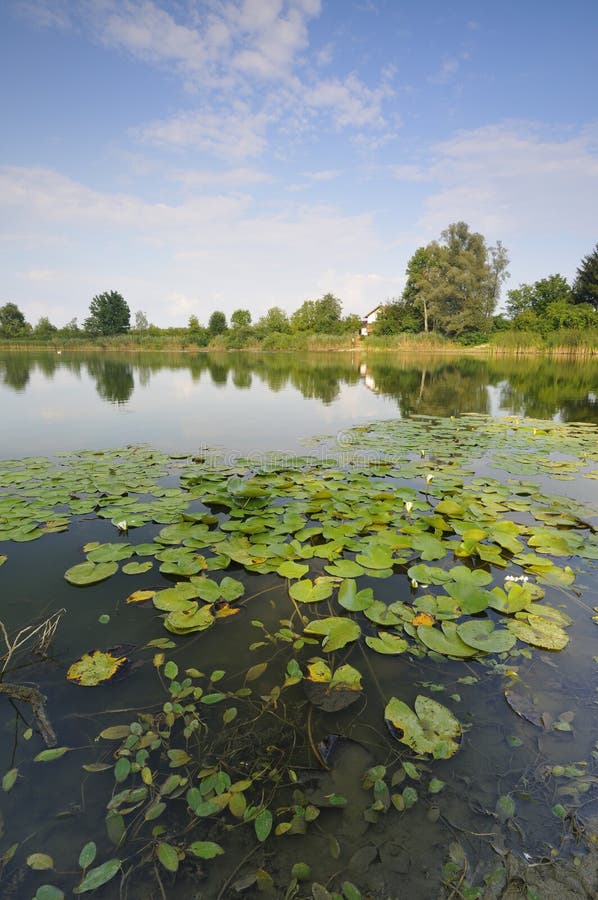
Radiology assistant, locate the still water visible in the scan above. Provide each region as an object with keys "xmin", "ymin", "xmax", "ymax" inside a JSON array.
[
  {"xmin": 1, "ymin": 349, "xmax": 597, "ymax": 458},
  {"xmin": 0, "ymin": 350, "xmax": 597, "ymax": 899}
]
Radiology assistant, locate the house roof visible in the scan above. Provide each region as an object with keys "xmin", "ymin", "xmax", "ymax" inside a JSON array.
[{"xmin": 362, "ymin": 304, "xmax": 383, "ymax": 319}]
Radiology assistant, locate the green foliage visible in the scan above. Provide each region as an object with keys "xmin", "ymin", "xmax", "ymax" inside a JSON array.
[
  {"xmin": 572, "ymin": 242, "xmax": 598, "ymax": 310},
  {"xmin": 0, "ymin": 302, "xmax": 30, "ymax": 338},
  {"xmin": 230, "ymin": 308, "xmax": 252, "ymax": 328},
  {"xmin": 32, "ymin": 316, "xmax": 58, "ymax": 339},
  {"xmin": 291, "ymin": 293, "xmax": 343, "ymax": 333},
  {"xmin": 401, "ymin": 225, "xmax": 509, "ymax": 337},
  {"xmin": 257, "ymin": 306, "xmax": 291, "ymax": 333},
  {"xmin": 208, "ymin": 310, "xmax": 227, "ymax": 335},
  {"xmin": 506, "ymin": 274, "xmax": 571, "ymax": 319},
  {"xmin": 84, "ymin": 291, "xmax": 130, "ymax": 336},
  {"xmin": 374, "ymin": 299, "xmax": 422, "ymax": 335}
]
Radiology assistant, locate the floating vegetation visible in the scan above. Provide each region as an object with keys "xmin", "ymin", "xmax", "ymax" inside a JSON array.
[{"xmin": 0, "ymin": 415, "xmax": 597, "ymax": 897}]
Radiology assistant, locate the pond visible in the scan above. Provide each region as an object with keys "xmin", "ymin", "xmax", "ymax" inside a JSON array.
[{"xmin": 0, "ymin": 350, "xmax": 597, "ymax": 900}]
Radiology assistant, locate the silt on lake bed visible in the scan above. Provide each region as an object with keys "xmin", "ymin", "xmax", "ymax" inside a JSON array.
[{"xmin": 0, "ymin": 411, "xmax": 597, "ymax": 899}]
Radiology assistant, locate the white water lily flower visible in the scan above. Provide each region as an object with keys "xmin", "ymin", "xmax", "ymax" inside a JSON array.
[
  {"xmin": 404, "ymin": 501, "xmax": 413, "ymax": 514},
  {"xmin": 425, "ymin": 473, "xmax": 434, "ymax": 484},
  {"xmin": 114, "ymin": 520, "xmax": 128, "ymax": 532}
]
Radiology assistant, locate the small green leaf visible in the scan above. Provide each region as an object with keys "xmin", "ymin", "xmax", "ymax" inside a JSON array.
[
  {"xmin": 78, "ymin": 842, "xmax": 97, "ymax": 870},
  {"xmin": 27, "ymin": 853, "xmax": 54, "ymax": 870},
  {"xmin": 73, "ymin": 858, "xmax": 121, "ymax": 893},
  {"xmin": 255, "ymin": 808, "xmax": 273, "ymax": 842},
  {"xmin": 157, "ymin": 842, "xmax": 179, "ymax": 872},
  {"xmin": 34, "ymin": 887, "xmax": 65, "ymax": 900},
  {"xmin": 34, "ymin": 747, "xmax": 69, "ymax": 762},
  {"xmin": 188, "ymin": 841, "xmax": 224, "ymax": 859},
  {"xmin": 2, "ymin": 768, "xmax": 18, "ymax": 792}
]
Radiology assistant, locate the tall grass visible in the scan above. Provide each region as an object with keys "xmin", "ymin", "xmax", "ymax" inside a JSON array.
[{"xmin": 489, "ymin": 329, "xmax": 598, "ymax": 355}]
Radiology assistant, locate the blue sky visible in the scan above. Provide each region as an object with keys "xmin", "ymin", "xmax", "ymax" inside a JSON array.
[{"xmin": 1, "ymin": 0, "xmax": 597, "ymax": 328}]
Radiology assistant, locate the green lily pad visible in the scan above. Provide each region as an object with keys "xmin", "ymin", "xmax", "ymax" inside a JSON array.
[
  {"xmin": 66, "ymin": 647, "xmax": 131, "ymax": 686},
  {"xmin": 457, "ymin": 620, "xmax": 516, "ymax": 653},
  {"xmin": 417, "ymin": 621, "xmax": 478, "ymax": 658},
  {"xmin": 86, "ymin": 543, "xmax": 133, "ymax": 563},
  {"xmin": 506, "ymin": 614, "xmax": 569, "ymax": 650},
  {"xmin": 385, "ymin": 695, "xmax": 461, "ymax": 758},
  {"xmin": 64, "ymin": 561, "xmax": 118, "ymax": 586},
  {"xmin": 338, "ymin": 579, "xmax": 374, "ymax": 611},
  {"xmin": 164, "ymin": 604, "xmax": 215, "ymax": 635},
  {"xmin": 290, "ymin": 579, "xmax": 334, "ymax": 604},
  {"xmin": 304, "ymin": 616, "xmax": 361, "ymax": 651},
  {"xmin": 365, "ymin": 631, "xmax": 408, "ymax": 655}
]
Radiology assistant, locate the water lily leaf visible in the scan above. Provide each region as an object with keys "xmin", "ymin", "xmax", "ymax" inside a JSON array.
[
  {"xmin": 417, "ymin": 622, "xmax": 477, "ymax": 658},
  {"xmin": 407, "ymin": 564, "xmax": 450, "ymax": 586},
  {"xmin": 364, "ymin": 601, "xmax": 402, "ymax": 627},
  {"xmin": 153, "ymin": 583, "xmax": 198, "ymax": 611},
  {"xmin": 122, "ymin": 561, "xmax": 153, "ymax": 575},
  {"xmin": 73, "ymin": 858, "xmax": 121, "ymax": 894},
  {"xmin": 448, "ymin": 566, "xmax": 493, "ymax": 587},
  {"xmin": 290, "ymin": 579, "xmax": 333, "ymax": 604},
  {"xmin": 506, "ymin": 614, "xmax": 569, "ymax": 650},
  {"xmin": 303, "ymin": 658, "xmax": 363, "ymax": 711},
  {"xmin": 67, "ymin": 649, "xmax": 128, "ymax": 686},
  {"xmin": 457, "ymin": 620, "xmax": 516, "ymax": 653},
  {"xmin": 304, "ymin": 616, "xmax": 361, "ymax": 651},
  {"xmin": 444, "ymin": 582, "xmax": 492, "ymax": 614},
  {"xmin": 385, "ymin": 695, "xmax": 461, "ymax": 758},
  {"xmin": 410, "ymin": 533, "xmax": 446, "ymax": 561},
  {"xmin": 0, "ymin": 555, "xmax": 6, "ymax": 566},
  {"xmin": 164, "ymin": 604, "xmax": 215, "ymax": 635},
  {"xmin": 219, "ymin": 576, "xmax": 245, "ymax": 602},
  {"xmin": 365, "ymin": 631, "xmax": 408, "ymax": 655},
  {"xmin": 355, "ymin": 546, "xmax": 394, "ymax": 569},
  {"xmin": 488, "ymin": 584, "xmax": 533, "ymax": 614},
  {"xmin": 504, "ymin": 684, "xmax": 542, "ymax": 727},
  {"xmin": 324, "ymin": 559, "xmax": 365, "ymax": 578},
  {"xmin": 87, "ymin": 543, "xmax": 133, "ymax": 563},
  {"xmin": 126, "ymin": 589, "xmax": 156, "ymax": 604},
  {"xmin": 64, "ymin": 561, "xmax": 118, "ymax": 585},
  {"xmin": 338, "ymin": 579, "xmax": 373, "ymax": 611},
  {"xmin": 277, "ymin": 560, "xmax": 310, "ymax": 579}
]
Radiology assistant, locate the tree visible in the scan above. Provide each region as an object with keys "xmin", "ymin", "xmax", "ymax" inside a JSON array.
[
  {"xmin": 33, "ymin": 316, "xmax": 58, "ymax": 339},
  {"xmin": 84, "ymin": 291, "xmax": 130, "ymax": 336},
  {"xmin": 230, "ymin": 309, "xmax": 252, "ymax": 329},
  {"xmin": 506, "ymin": 274, "xmax": 571, "ymax": 319},
  {"xmin": 0, "ymin": 302, "xmax": 30, "ymax": 338},
  {"xmin": 375, "ymin": 299, "xmax": 422, "ymax": 335},
  {"xmin": 134, "ymin": 310, "xmax": 149, "ymax": 331},
  {"xmin": 59, "ymin": 317, "xmax": 80, "ymax": 337},
  {"xmin": 572, "ymin": 243, "xmax": 598, "ymax": 310},
  {"xmin": 291, "ymin": 293, "xmax": 343, "ymax": 333},
  {"xmin": 258, "ymin": 306, "xmax": 290, "ymax": 333},
  {"xmin": 208, "ymin": 310, "xmax": 227, "ymax": 335},
  {"xmin": 404, "ymin": 224, "xmax": 509, "ymax": 337},
  {"xmin": 188, "ymin": 315, "xmax": 201, "ymax": 333}
]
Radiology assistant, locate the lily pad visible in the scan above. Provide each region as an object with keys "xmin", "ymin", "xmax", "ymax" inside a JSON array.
[
  {"xmin": 365, "ymin": 631, "xmax": 408, "ymax": 655},
  {"xmin": 506, "ymin": 614, "xmax": 569, "ymax": 650},
  {"xmin": 457, "ymin": 620, "xmax": 516, "ymax": 653},
  {"xmin": 64, "ymin": 561, "xmax": 118, "ymax": 586},
  {"xmin": 303, "ymin": 658, "xmax": 363, "ymax": 711},
  {"xmin": 304, "ymin": 616, "xmax": 361, "ymax": 651},
  {"xmin": 290, "ymin": 579, "xmax": 334, "ymax": 604},
  {"xmin": 385, "ymin": 695, "xmax": 461, "ymax": 758},
  {"xmin": 67, "ymin": 649, "xmax": 129, "ymax": 686},
  {"xmin": 417, "ymin": 621, "xmax": 478, "ymax": 658}
]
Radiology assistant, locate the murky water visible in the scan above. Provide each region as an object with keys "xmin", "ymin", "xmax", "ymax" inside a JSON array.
[{"xmin": 0, "ymin": 351, "xmax": 597, "ymax": 899}]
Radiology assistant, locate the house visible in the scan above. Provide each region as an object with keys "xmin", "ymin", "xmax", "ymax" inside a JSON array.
[{"xmin": 360, "ymin": 304, "xmax": 382, "ymax": 336}]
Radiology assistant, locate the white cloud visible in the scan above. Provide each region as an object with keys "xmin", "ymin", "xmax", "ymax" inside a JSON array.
[
  {"xmin": 302, "ymin": 169, "xmax": 342, "ymax": 181},
  {"xmin": 419, "ymin": 122, "xmax": 598, "ymax": 236},
  {"xmin": 136, "ymin": 103, "xmax": 271, "ymax": 159},
  {"xmin": 19, "ymin": 268, "xmax": 61, "ymax": 282},
  {"xmin": 303, "ymin": 72, "xmax": 392, "ymax": 129},
  {"xmin": 169, "ymin": 167, "xmax": 273, "ymax": 188}
]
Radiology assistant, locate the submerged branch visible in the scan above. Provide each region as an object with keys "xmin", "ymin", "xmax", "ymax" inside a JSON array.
[{"xmin": 0, "ymin": 682, "xmax": 57, "ymax": 747}]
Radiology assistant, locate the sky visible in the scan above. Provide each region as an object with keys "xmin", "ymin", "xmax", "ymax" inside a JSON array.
[{"xmin": 1, "ymin": 0, "xmax": 597, "ymax": 328}]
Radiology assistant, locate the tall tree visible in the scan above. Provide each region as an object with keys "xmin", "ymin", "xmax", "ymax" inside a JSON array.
[
  {"xmin": 84, "ymin": 291, "xmax": 130, "ymax": 336},
  {"xmin": 572, "ymin": 243, "xmax": 598, "ymax": 310},
  {"xmin": 230, "ymin": 309, "xmax": 252, "ymax": 329},
  {"xmin": 258, "ymin": 306, "xmax": 290, "ymax": 333},
  {"xmin": 208, "ymin": 310, "xmax": 227, "ymax": 335},
  {"xmin": 33, "ymin": 316, "xmax": 58, "ymax": 338},
  {"xmin": 134, "ymin": 310, "xmax": 149, "ymax": 331},
  {"xmin": 0, "ymin": 302, "xmax": 30, "ymax": 338},
  {"xmin": 404, "ymin": 224, "xmax": 509, "ymax": 337}
]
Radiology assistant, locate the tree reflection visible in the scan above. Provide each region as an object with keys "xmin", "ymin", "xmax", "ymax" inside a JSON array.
[{"xmin": 87, "ymin": 358, "xmax": 135, "ymax": 405}]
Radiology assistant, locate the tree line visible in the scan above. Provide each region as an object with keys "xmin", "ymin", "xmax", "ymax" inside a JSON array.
[{"xmin": 2, "ymin": 223, "xmax": 597, "ymax": 346}]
